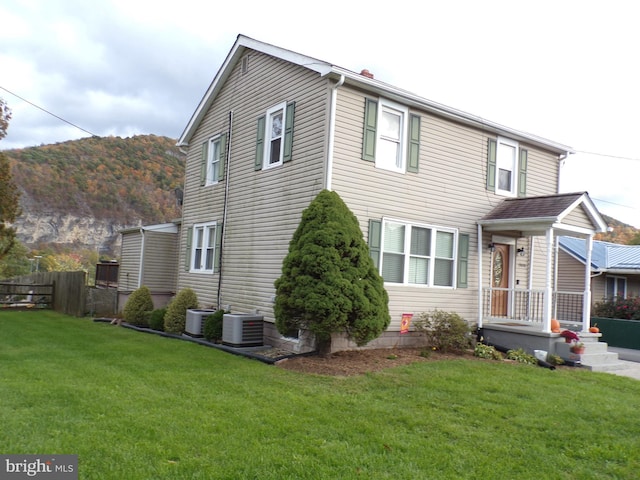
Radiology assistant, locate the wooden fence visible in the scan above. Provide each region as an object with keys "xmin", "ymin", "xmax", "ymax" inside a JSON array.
[{"xmin": 0, "ymin": 271, "xmax": 87, "ymax": 317}]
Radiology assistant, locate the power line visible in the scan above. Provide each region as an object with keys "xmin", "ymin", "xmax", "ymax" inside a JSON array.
[
  {"xmin": 0, "ymin": 85, "xmax": 99, "ymax": 138},
  {"xmin": 574, "ymin": 150, "xmax": 640, "ymax": 162}
]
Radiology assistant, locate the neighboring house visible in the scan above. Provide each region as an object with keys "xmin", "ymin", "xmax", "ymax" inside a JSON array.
[
  {"xmin": 559, "ymin": 236, "xmax": 640, "ymax": 304},
  {"xmin": 168, "ymin": 34, "xmax": 607, "ymax": 354},
  {"xmin": 118, "ymin": 222, "xmax": 180, "ymax": 311}
]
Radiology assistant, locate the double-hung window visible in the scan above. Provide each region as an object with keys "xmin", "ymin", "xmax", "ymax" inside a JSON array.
[
  {"xmin": 377, "ymin": 101, "xmax": 408, "ymax": 172},
  {"xmin": 379, "ymin": 219, "xmax": 456, "ymax": 287},
  {"xmin": 487, "ymin": 136, "xmax": 528, "ymax": 197},
  {"xmin": 362, "ymin": 97, "xmax": 420, "ymax": 173},
  {"xmin": 201, "ymin": 133, "xmax": 226, "ymax": 186},
  {"xmin": 255, "ymin": 101, "xmax": 296, "ymax": 171},
  {"xmin": 190, "ymin": 221, "xmax": 217, "ymax": 273}
]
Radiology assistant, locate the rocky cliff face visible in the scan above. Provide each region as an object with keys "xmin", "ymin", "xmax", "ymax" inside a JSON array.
[{"xmin": 13, "ymin": 211, "xmax": 133, "ymax": 254}]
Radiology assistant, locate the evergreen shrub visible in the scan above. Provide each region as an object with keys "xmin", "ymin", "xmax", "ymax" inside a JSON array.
[
  {"xmin": 163, "ymin": 288, "xmax": 198, "ymax": 334},
  {"xmin": 274, "ymin": 189, "xmax": 390, "ymax": 354},
  {"xmin": 203, "ymin": 309, "xmax": 226, "ymax": 342},
  {"xmin": 123, "ymin": 285, "xmax": 154, "ymax": 327},
  {"xmin": 149, "ymin": 308, "xmax": 167, "ymax": 331}
]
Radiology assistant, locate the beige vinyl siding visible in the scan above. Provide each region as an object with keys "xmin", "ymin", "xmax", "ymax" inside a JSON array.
[
  {"xmin": 592, "ymin": 277, "xmax": 606, "ymax": 303},
  {"xmin": 331, "ymin": 87, "xmax": 562, "ymax": 327},
  {"xmin": 177, "ymin": 51, "xmax": 330, "ymax": 313},
  {"xmin": 141, "ymin": 231, "xmax": 178, "ymax": 292},
  {"xmin": 557, "ymin": 250, "xmax": 587, "ymax": 292},
  {"xmin": 118, "ymin": 231, "xmax": 142, "ymax": 292},
  {"xmin": 562, "ymin": 206, "xmax": 595, "ymax": 231}
]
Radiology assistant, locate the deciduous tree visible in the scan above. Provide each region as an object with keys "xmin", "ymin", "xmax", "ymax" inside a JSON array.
[{"xmin": 0, "ymin": 98, "xmax": 20, "ymax": 261}]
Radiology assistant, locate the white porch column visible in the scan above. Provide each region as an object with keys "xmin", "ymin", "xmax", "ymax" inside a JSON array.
[
  {"xmin": 582, "ymin": 235, "xmax": 594, "ymax": 333},
  {"xmin": 542, "ymin": 227, "xmax": 554, "ymax": 333},
  {"xmin": 477, "ymin": 223, "xmax": 483, "ymax": 329}
]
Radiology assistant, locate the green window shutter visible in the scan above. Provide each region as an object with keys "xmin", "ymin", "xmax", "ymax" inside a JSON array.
[
  {"xmin": 255, "ymin": 115, "xmax": 266, "ymax": 171},
  {"xmin": 214, "ymin": 223, "xmax": 223, "ymax": 273},
  {"xmin": 200, "ymin": 141, "xmax": 208, "ymax": 186},
  {"xmin": 518, "ymin": 148, "xmax": 528, "ymax": 198},
  {"xmin": 184, "ymin": 227, "xmax": 193, "ymax": 271},
  {"xmin": 407, "ymin": 114, "xmax": 421, "ymax": 173},
  {"xmin": 368, "ymin": 219, "xmax": 382, "ymax": 269},
  {"xmin": 283, "ymin": 101, "xmax": 295, "ymax": 163},
  {"xmin": 457, "ymin": 233, "xmax": 469, "ymax": 288},
  {"xmin": 218, "ymin": 133, "xmax": 227, "ymax": 181},
  {"xmin": 486, "ymin": 138, "xmax": 497, "ymax": 191},
  {"xmin": 362, "ymin": 98, "xmax": 378, "ymax": 162}
]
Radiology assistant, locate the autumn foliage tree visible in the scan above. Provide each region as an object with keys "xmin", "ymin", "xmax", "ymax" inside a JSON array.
[
  {"xmin": 0, "ymin": 98, "xmax": 20, "ymax": 261},
  {"xmin": 274, "ymin": 190, "xmax": 390, "ymax": 355}
]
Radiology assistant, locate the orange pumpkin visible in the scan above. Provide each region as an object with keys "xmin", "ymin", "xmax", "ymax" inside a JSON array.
[
  {"xmin": 551, "ymin": 319, "xmax": 561, "ymax": 333},
  {"xmin": 589, "ymin": 326, "xmax": 600, "ymax": 333}
]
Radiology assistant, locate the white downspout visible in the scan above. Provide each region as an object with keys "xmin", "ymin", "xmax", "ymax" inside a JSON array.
[
  {"xmin": 477, "ymin": 223, "xmax": 483, "ymax": 329},
  {"xmin": 582, "ymin": 235, "xmax": 594, "ymax": 333},
  {"xmin": 325, "ymin": 75, "xmax": 345, "ymax": 191},
  {"xmin": 527, "ymin": 237, "xmax": 534, "ymax": 320},
  {"xmin": 542, "ymin": 227, "xmax": 554, "ymax": 332}
]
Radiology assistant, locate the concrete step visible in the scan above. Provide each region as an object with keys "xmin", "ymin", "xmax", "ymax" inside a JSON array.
[{"xmin": 555, "ymin": 340, "xmax": 630, "ymax": 371}]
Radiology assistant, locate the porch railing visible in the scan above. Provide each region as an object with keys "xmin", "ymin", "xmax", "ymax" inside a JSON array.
[{"xmin": 482, "ymin": 288, "xmax": 585, "ymax": 327}]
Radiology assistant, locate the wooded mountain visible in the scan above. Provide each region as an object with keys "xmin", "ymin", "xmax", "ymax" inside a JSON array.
[{"xmin": 4, "ymin": 135, "xmax": 185, "ymax": 254}]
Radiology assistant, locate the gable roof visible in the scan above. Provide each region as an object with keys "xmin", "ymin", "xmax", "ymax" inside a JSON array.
[
  {"xmin": 478, "ymin": 192, "xmax": 608, "ymax": 236},
  {"xmin": 559, "ymin": 236, "xmax": 640, "ymax": 273},
  {"xmin": 178, "ymin": 34, "xmax": 575, "ymax": 157}
]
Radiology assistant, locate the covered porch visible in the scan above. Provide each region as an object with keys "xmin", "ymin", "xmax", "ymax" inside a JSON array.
[{"xmin": 476, "ymin": 192, "xmax": 609, "ymax": 356}]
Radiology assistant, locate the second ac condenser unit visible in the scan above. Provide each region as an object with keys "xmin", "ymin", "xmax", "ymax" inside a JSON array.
[{"xmin": 222, "ymin": 314, "xmax": 264, "ymax": 347}]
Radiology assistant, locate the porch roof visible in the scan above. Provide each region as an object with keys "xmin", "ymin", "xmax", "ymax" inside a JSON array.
[{"xmin": 477, "ymin": 192, "xmax": 608, "ymax": 237}]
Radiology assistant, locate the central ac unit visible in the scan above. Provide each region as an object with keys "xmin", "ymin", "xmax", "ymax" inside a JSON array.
[
  {"xmin": 222, "ymin": 314, "xmax": 263, "ymax": 347},
  {"xmin": 185, "ymin": 309, "xmax": 216, "ymax": 337}
]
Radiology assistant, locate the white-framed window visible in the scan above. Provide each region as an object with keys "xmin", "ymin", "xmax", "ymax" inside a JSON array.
[
  {"xmin": 190, "ymin": 221, "xmax": 217, "ymax": 273},
  {"xmin": 205, "ymin": 135, "xmax": 223, "ymax": 185},
  {"xmin": 495, "ymin": 136, "xmax": 518, "ymax": 196},
  {"xmin": 606, "ymin": 275, "xmax": 627, "ymax": 299},
  {"xmin": 380, "ymin": 219, "xmax": 457, "ymax": 287},
  {"xmin": 376, "ymin": 100, "xmax": 408, "ymax": 173},
  {"xmin": 263, "ymin": 102, "xmax": 286, "ymax": 169}
]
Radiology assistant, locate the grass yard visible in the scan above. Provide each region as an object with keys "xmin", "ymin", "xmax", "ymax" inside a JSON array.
[{"xmin": 1, "ymin": 311, "xmax": 639, "ymax": 479}]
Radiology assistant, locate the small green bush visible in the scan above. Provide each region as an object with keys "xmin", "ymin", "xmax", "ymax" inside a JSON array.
[
  {"xmin": 164, "ymin": 289, "xmax": 198, "ymax": 334},
  {"xmin": 203, "ymin": 309, "xmax": 226, "ymax": 342},
  {"xmin": 474, "ymin": 342, "xmax": 503, "ymax": 360},
  {"xmin": 123, "ymin": 286, "xmax": 154, "ymax": 327},
  {"xmin": 592, "ymin": 296, "xmax": 640, "ymax": 320},
  {"xmin": 414, "ymin": 310, "xmax": 473, "ymax": 353},
  {"xmin": 547, "ymin": 353, "xmax": 565, "ymax": 366},
  {"xmin": 149, "ymin": 308, "xmax": 167, "ymax": 331},
  {"xmin": 506, "ymin": 348, "xmax": 537, "ymax": 365}
]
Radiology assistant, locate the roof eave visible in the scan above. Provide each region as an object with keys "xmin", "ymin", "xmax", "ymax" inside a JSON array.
[{"xmin": 327, "ymin": 69, "xmax": 575, "ymax": 156}]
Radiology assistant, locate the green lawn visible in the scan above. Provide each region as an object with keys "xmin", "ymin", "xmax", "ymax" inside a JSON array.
[{"xmin": 1, "ymin": 311, "xmax": 639, "ymax": 479}]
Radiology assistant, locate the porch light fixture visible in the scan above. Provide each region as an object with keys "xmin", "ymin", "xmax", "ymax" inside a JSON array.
[
  {"xmin": 488, "ymin": 243, "xmax": 495, "ymax": 252},
  {"xmin": 517, "ymin": 247, "xmax": 525, "ymax": 256}
]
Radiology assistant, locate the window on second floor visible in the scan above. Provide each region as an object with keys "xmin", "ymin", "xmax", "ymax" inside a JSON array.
[
  {"xmin": 255, "ymin": 101, "xmax": 296, "ymax": 171},
  {"xmin": 487, "ymin": 136, "xmax": 528, "ymax": 197},
  {"xmin": 201, "ymin": 134, "xmax": 226, "ymax": 186},
  {"xmin": 362, "ymin": 97, "xmax": 420, "ymax": 174}
]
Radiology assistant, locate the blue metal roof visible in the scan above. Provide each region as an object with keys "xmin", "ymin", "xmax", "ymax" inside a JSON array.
[{"xmin": 559, "ymin": 236, "xmax": 640, "ymax": 271}]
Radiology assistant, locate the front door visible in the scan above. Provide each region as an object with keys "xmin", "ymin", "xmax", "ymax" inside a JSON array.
[{"xmin": 491, "ymin": 244, "xmax": 510, "ymax": 316}]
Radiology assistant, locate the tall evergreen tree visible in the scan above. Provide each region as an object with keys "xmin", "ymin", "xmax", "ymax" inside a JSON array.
[
  {"xmin": 0, "ymin": 99, "xmax": 20, "ymax": 261},
  {"xmin": 274, "ymin": 189, "xmax": 390, "ymax": 355}
]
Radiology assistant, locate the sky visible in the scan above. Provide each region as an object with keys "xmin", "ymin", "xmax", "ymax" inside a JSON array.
[{"xmin": 2, "ymin": 0, "xmax": 640, "ymax": 227}]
